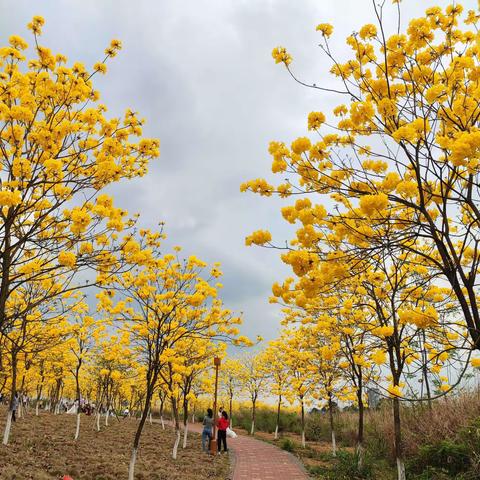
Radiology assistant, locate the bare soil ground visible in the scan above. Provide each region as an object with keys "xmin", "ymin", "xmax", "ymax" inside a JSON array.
[{"xmin": 0, "ymin": 408, "xmax": 229, "ymax": 480}]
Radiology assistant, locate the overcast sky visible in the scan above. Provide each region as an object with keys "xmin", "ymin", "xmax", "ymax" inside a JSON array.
[{"xmin": 1, "ymin": 0, "xmax": 475, "ymax": 343}]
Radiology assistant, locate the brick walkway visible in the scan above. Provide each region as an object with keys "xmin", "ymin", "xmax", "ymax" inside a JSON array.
[
  {"xmin": 229, "ymin": 433, "xmax": 308, "ymax": 480},
  {"xmin": 170, "ymin": 421, "xmax": 308, "ymax": 480}
]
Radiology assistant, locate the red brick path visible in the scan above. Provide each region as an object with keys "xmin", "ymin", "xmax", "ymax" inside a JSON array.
[
  {"xmin": 175, "ymin": 421, "xmax": 309, "ymax": 480},
  {"xmin": 229, "ymin": 433, "xmax": 308, "ymax": 480}
]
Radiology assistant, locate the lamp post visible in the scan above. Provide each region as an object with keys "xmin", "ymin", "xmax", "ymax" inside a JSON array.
[{"xmin": 210, "ymin": 356, "xmax": 221, "ymax": 454}]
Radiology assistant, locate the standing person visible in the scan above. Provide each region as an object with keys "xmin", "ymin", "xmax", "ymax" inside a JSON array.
[
  {"xmin": 218, "ymin": 406, "xmax": 224, "ymax": 418},
  {"xmin": 217, "ymin": 411, "xmax": 229, "ymax": 453},
  {"xmin": 12, "ymin": 392, "xmax": 19, "ymax": 422},
  {"xmin": 202, "ymin": 408, "xmax": 214, "ymax": 452}
]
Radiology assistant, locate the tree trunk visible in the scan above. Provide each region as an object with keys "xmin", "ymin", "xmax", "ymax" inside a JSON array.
[
  {"xmin": 328, "ymin": 395, "xmax": 336, "ymax": 457},
  {"xmin": 128, "ymin": 446, "xmax": 137, "ymax": 480},
  {"xmin": 250, "ymin": 400, "xmax": 256, "ymax": 435},
  {"xmin": 2, "ymin": 410, "xmax": 13, "ymax": 446},
  {"xmin": 3, "ymin": 351, "xmax": 17, "ymax": 445},
  {"xmin": 128, "ymin": 383, "xmax": 155, "ymax": 480},
  {"xmin": 275, "ymin": 394, "xmax": 281, "ymax": 440},
  {"xmin": 183, "ymin": 422, "xmax": 189, "ymax": 449},
  {"xmin": 182, "ymin": 398, "xmax": 189, "ymax": 448},
  {"xmin": 301, "ymin": 399, "xmax": 305, "ymax": 448},
  {"xmin": 74, "ymin": 412, "xmax": 81, "ymax": 441},
  {"xmin": 18, "ymin": 373, "xmax": 26, "ymax": 418},
  {"xmin": 74, "ymin": 361, "xmax": 82, "ymax": 440},
  {"xmin": 50, "ymin": 379, "xmax": 62, "ymax": 413},
  {"xmin": 35, "ymin": 374, "xmax": 44, "ymax": 417},
  {"xmin": 229, "ymin": 393, "xmax": 233, "ymax": 428},
  {"xmin": 393, "ymin": 397, "xmax": 406, "ymax": 480},
  {"xmin": 356, "ymin": 382, "xmax": 364, "ymax": 468},
  {"xmin": 171, "ymin": 397, "xmax": 181, "ymax": 459},
  {"xmin": 159, "ymin": 396, "xmax": 165, "ymax": 430}
]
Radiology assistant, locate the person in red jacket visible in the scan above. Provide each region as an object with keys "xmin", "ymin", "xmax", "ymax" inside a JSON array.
[{"xmin": 217, "ymin": 410, "xmax": 230, "ymax": 453}]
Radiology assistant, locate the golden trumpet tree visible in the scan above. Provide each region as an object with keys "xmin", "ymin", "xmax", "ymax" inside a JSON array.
[
  {"xmin": 173, "ymin": 336, "xmax": 225, "ymax": 449},
  {"xmin": 220, "ymin": 358, "xmax": 243, "ymax": 427},
  {"xmin": 66, "ymin": 306, "xmax": 104, "ymax": 441},
  {"xmin": 1, "ymin": 282, "xmax": 71, "ymax": 444},
  {"xmin": 243, "ymin": 2, "xmax": 480, "ymax": 358},
  {"xmin": 258, "ymin": 344, "xmax": 288, "ymax": 439},
  {"xmin": 100, "ymin": 233, "xmax": 245, "ymax": 476},
  {"xmin": 0, "ymin": 17, "xmax": 159, "ymax": 338},
  {"xmin": 91, "ymin": 331, "xmax": 134, "ymax": 430},
  {"xmin": 238, "ymin": 352, "xmax": 267, "ymax": 435},
  {"xmin": 279, "ymin": 328, "xmax": 315, "ymax": 448},
  {"xmin": 0, "ymin": 18, "xmax": 159, "ymax": 449}
]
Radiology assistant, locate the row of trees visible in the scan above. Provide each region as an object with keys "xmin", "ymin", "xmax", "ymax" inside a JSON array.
[
  {"xmin": 242, "ymin": 3, "xmax": 480, "ymax": 480},
  {"xmin": 0, "ymin": 17, "xmax": 250, "ymax": 480}
]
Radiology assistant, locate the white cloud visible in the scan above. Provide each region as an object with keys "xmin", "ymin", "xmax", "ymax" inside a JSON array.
[{"xmin": 1, "ymin": 0, "xmax": 473, "ymax": 343}]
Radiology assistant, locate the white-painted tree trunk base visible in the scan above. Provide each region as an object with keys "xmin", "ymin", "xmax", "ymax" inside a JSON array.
[
  {"xmin": 301, "ymin": 430, "xmax": 306, "ymax": 448},
  {"xmin": 105, "ymin": 410, "xmax": 109, "ymax": 426},
  {"xmin": 356, "ymin": 443, "xmax": 364, "ymax": 469},
  {"xmin": 3, "ymin": 411, "xmax": 13, "ymax": 445},
  {"xmin": 331, "ymin": 431, "xmax": 337, "ymax": 457},
  {"xmin": 274, "ymin": 425, "xmax": 278, "ymax": 440},
  {"xmin": 74, "ymin": 413, "xmax": 81, "ymax": 440},
  {"xmin": 397, "ymin": 457, "xmax": 406, "ymax": 480},
  {"xmin": 182, "ymin": 423, "xmax": 188, "ymax": 449},
  {"xmin": 160, "ymin": 416, "xmax": 165, "ymax": 430},
  {"xmin": 250, "ymin": 420, "xmax": 255, "ymax": 435},
  {"xmin": 192, "ymin": 414, "xmax": 195, "ymax": 424},
  {"xmin": 128, "ymin": 447, "xmax": 137, "ymax": 480},
  {"xmin": 149, "ymin": 412, "xmax": 152, "ymax": 425},
  {"xmin": 172, "ymin": 430, "xmax": 181, "ymax": 459},
  {"xmin": 96, "ymin": 412, "xmax": 101, "ymax": 431},
  {"xmin": 35, "ymin": 404, "xmax": 39, "ymax": 416}
]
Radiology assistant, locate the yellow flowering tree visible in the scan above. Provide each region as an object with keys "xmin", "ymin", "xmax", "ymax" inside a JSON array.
[
  {"xmin": 0, "ymin": 282, "xmax": 71, "ymax": 444},
  {"xmin": 0, "ymin": 18, "xmax": 159, "ymax": 444},
  {"xmin": 238, "ymin": 352, "xmax": 267, "ymax": 435},
  {"xmin": 91, "ymin": 331, "xmax": 134, "ymax": 430},
  {"xmin": 100, "ymin": 233, "xmax": 244, "ymax": 476},
  {"xmin": 261, "ymin": 342, "xmax": 289, "ymax": 439},
  {"xmin": 280, "ymin": 328, "xmax": 316, "ymax": 448},
  {"xmin": 244, "ymin": 3, "xmax": 480, "ymax": 356},
  {"xmin": 220, "ymin": 357, "xmax": 243, "ymax": 427},
  {"xmin": 66, "ymin": 307, "xmax": 103, "ymax": 441},
  {"xmin": 242, "ymin": 5, "xmax": 480, "ymax": 478}
]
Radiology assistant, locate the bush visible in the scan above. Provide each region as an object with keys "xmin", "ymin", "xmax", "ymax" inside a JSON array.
[
  {"xmin": 408, "ymin": 440, "xmax": 470, "ymax": 476},
  {"xmin": 310, "ymin": 450, "xmax": 373, "ymax": 480},
  {"xmin": 305, "ymin": 412, "xmax": 331, "ymax": 442},
  {"xmin": 232, "ymin": 406, "xmax": 302, "ymax": 435},
  {"xmin": 409, "ymin": 468, "xmax": 453, "ymax": 480},
  {"xmin": 305, "ymin": 411, "xmax": 357, "ymax": 447},
  {"xmin": 280, "ymin": 438, "xmax": 295, "ymax": 452}
]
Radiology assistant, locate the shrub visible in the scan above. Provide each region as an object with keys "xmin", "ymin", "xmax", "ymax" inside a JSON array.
[
  {"xmin": 311, "ymin": 450, "xmax": 373, "ymax": 480},
  {"xmin": 305, "ymin": 411, "xmax": 357, "ymax": 447},
  {"xmin": 408, "ymin": 440, "xmax": 470, "ymax": 476},
  {"xmin": 233, "ymin": 406, "xmax": 302, "ymax": 434},
  {"xmin": 280, "ymin": 438, "xmax": 295, "ymax": 452}
]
